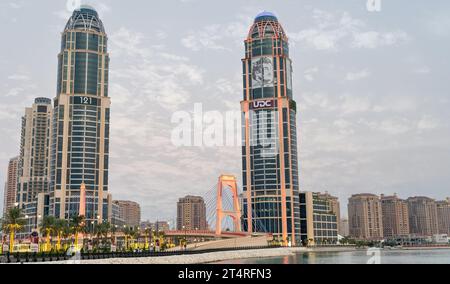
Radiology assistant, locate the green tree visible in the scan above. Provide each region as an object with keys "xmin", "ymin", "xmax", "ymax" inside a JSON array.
[
  {"xmin": 69, "ymin": 215, "xmax": 86, "ymax": 248},
  {"xmin": 1, "ymin": 208, "xmax": 26, "ymax": 253},
  {"xmin": 40, "ymin": 216, "xmax": 56, "ymax": 251},
  {"xmin": 53, "ymin": 219, "xmax": 69, "ymax": 251}
]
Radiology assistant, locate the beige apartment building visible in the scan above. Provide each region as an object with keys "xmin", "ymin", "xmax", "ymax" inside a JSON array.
[
  {"xmin": 299, "ymin": 192, "xmax": 339, "ymax": 245},
  {"xmin": 381, "ymin": 194, "xmax": 410, "ymax": 238},
  {"xmin": 113, "ymin": 200, "xmax": 141, "ymax": 227},
  {"xmin": 3, "ymin": 157, "xmax": 19, "ymax": 216},
  {"xmin": 317, "ymin": 192, "xmax": 341, "ymax": 233},
  {"xmin": 177, "ymin": 195, "xmax": 207, "ymax": 231},
  {"xmin": 140, "ymin": 221, "xmax": 171, "ymax": 232},
  {"xmin": 348, "ymin": 194, "xmax": 383, "ymax": 240},
  {"xmin": 407, "ymin": 196, "xmax": 439, "ymax": 236},
  {"xmin": 16, "ymin": 98, "xmax": 53, "ymax": 234},
  {"xmin": 437, "ymin": 198, "xmax": 450, "ymax": 235},
  {"xmin": 339, "ymin": 218, "xmax": 349, "ymax": 236}
]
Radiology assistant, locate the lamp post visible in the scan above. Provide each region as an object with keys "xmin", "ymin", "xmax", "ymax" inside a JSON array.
[{"xmin": 182, "ymin": 225, "xmax": 187, "ymax": 251}]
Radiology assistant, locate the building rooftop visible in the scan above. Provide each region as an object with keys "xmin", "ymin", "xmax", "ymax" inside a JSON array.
[
  {"xmin": 65, "ymin": 4, "xmax": 105, "ymax": 33},
  {"xmin": 254, "ymin": 11, "xmax": 278, "ymax": 22}
]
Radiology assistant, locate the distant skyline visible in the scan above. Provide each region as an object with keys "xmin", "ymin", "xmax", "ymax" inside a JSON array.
[{"xmin": 1, "ymin": 0, "xmax": 450, "ymax": 221}]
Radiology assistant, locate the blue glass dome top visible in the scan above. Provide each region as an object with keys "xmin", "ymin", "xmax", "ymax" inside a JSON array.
[
  {"xmin": 78, "ymin": 4, "xmax": 99, "ymax": 16},
  {"xmin": 255, "ymin": 11, "xmax": 278, "ymax": 22},
  {"xmin": 64, "ymin": 4, "xmax": 105, "ymax": 33}
]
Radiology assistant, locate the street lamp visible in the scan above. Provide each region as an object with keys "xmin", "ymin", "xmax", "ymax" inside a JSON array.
[{"xmin": 182, "ymin": 226, "xmax": 187, "ymax": 250}]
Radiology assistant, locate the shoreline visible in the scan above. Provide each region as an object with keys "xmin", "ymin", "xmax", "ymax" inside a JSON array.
[
  {"xmin": 39, "ymin": 246, "xmax": 450, "ymax": 264},
  {"xmin": 47, "ymin": 247, "xmax": 308, "ymax": 264}
]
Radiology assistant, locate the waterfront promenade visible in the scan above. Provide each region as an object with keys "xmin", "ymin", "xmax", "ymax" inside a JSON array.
[{"xmin": 46, "ymin": 247, "xmax": 309, "ymax": 264}]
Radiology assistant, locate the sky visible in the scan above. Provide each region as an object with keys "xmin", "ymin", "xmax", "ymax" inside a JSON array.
[{"xmin": 0, "ymin": 0, "xmax": 449, "ymax": 222}]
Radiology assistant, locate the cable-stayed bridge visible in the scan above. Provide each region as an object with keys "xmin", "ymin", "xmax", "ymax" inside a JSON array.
[{"xmin": 164, "ymin": 175, "xmax": 270, "ymax": 240}]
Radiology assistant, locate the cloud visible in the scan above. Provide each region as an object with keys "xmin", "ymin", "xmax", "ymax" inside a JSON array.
[
  {"xmin": 181, "ymin": 15, "xmax": 250, "ymax": 52},
  {"xmin": 9, "ymin": 2, "xmax": 22, "ymax": 9},
  {"xmin": 345, "ymin": 69, "xmax": 370, "ymax": 81},
  {"xmin": 351, "ymin": 31, "xmax": 410, "ymax": 49},
  {"xmin": 413, "ymin": 66, "xmax": 431, "ymax": 74},
  {"xmin": 8, "ymin": 74, "xmax": 30, "ymax": 81},
  {"xmin": 427, "ymin": 14, "xmax": 450, "ymax": 37},
  {"xmin": 110, "ymin": 27, "xmax": 204, "ymax": 111},
  {"xmin": 417, "ymin": 115, "xmax": 440, "ymax": 131},
  {"xmin": 290, "ymin": 9, "xmax": 410, "ymax": 51},
  {"xmin": 304, "ymin": 67, "xmax": 319, "ymax": 82}
]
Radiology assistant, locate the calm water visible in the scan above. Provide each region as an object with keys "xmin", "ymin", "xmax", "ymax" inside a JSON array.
[{"xmin": 214, "ymin": 249, "xmax": 450, "ymax": 264}]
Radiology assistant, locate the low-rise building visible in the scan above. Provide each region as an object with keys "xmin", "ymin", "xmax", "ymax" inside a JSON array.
[{"xmin": 299, "ymin": 191, "xmax": 339, "ymax": 246}]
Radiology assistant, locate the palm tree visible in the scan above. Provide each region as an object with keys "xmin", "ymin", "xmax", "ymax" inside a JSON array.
[
  {"xmin": 53, "ymin": 219, "xmax": 68, "ymax": 251},
  {"xmin": 110, "ymin": 224, "xmax": 118, "ymax": 247},
  {"xmin": 100, "ymin": 222, "xmax": 111, "ymax": 242},
  {"xmin": 144, "ymin": 227, "xmax": 151, "ymax": 250},
  {"xmin": 69, "ymin": 215, "xmax": 86, "ymax": 248},
  {"xmin": 123, "ymin": 226, "xmax": 140, "ymax": 250},
  {"xmin": 94, "ymin": 222, "xmax": 111, "ymax": 250},
  {"xmin": 122, "ymin": 226, "xmax": 133, "ymax": 251},
  {"xmin": 40, "ymin": 216, "xmax": 56, "ymax": 251},
  {"xmin": 61, "ymin": 224, "xmax": 72, "ymax": 251},
  {"xmin": 1, "ymin": 208, "xmax": 26, "ymax": 253}
]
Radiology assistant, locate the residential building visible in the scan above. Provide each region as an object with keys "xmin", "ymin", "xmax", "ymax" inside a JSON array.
[
  {"xmin": 407, "ymin": 196, "xmax": 439, "ymax": 236},
  {"xmin": 113, "ymin": 200, "xmax": 141, "ymax": 227},
  {"xmin": 3, "ymin": 157, "xmax": 19, "ymax": 216},
  {"xmin": 299, "ymin": 192, "xmax": 339, "ymax": 245},
  {"xmin": 380, "ymin": 194, "xmax": 410, "ymax": 238},
  {"xmin": 16, "ymin": 98, "xmax": 52, "ymax": 234},
  {"xmin": 437, "ymin": 199, "xmax": 450, "ymax": 235},
  {"xmin": 348, "ymin": 194, "xmax": 383, "ymax": 240},
  {"xmin": 177, "ymin": 195, "xmax": 207, "ymax": 231},
  {"xmin": 339, "ymin": 218, "xmax": 349, "ymax": 236}
]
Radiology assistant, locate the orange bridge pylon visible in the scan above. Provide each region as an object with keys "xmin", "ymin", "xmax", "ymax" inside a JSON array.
[{"xmin": 215, "ymin": 175, "xmax": 242, "ymax": 236}]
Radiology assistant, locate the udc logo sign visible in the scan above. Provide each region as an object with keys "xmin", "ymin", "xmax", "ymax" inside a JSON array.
[
  {"xmin": 367, "ymin": 0, "xmax": 382, "ymax": 12},
  {"xmin": 251, "ymin": 100, "xmax": 275, "ymax": 110},
  {"xmin": 66, "ymin": 0, "xmax": 82, "ymax": 12}
]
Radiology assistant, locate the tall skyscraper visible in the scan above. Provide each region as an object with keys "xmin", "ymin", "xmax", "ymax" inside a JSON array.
[
  {"xmin": 17, "ymin": 98, "xmax": 52, "ymax": 233},
  {"xmin": 348, "ymin": 194, "xmax": 383, "ymax": 240},
  {"xmin": 380, "ymin": 194, "xmax": 410, "ymax": 238},
  {"xmin": 3, "ymin": 157, "xmax": 19, "ymax": 216},
  {"xmin": 177, "ymin": 196, "xmax": 207, "ymax": 231},
  {"xmin": 241, "ymin": 12, "xmax": 300, "ymax": 245},
  {"xmin": 407, "ymin": 196, "xmax": 439, "ymax": 236},
  {"xmin": 49, "ymin": 5, "xmax": 111, "ymax": 226}
]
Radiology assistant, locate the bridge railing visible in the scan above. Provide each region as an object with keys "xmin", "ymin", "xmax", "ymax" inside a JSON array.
[{"xmin": 164, "ymin": 230, "xmax": 249, "ymax": 237}]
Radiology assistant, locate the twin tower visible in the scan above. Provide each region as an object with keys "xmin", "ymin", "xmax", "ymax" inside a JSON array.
[
  {"xmin": 17, "ymin": 5, "xmax": 110, "ymax": 234},
  {"xmin": 241, "ymin": 12, "xmax": 300, "ymax": 245},
  {"xmin": 19, "ymin": 7, "xmax": 300, "ymax": 245}
]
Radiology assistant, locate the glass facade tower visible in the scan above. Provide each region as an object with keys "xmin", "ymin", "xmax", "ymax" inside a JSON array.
[
  {"xmin": 241, "ymin": 12, "xmax": 300, "ymax": 245},
  {"xmin": 49, "ymin": 5, "xmax": 111, "ymax": 226}
]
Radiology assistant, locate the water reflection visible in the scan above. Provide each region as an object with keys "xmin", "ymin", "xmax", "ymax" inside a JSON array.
[{"xmin": 213, "ymin": 249, "xmax": 450, "ymax": 264}]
